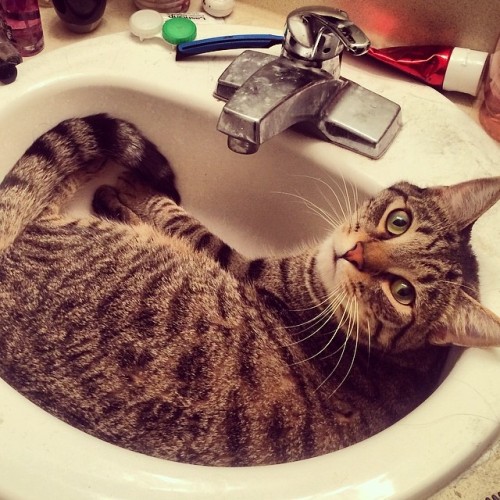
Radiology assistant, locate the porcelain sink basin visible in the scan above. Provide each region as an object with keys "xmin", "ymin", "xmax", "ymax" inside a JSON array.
[{"xmin": 0, "ymin": 24, "xmax": 499, "ymax": 500}]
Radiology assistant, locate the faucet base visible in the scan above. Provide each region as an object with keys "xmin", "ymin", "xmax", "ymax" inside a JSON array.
[{"xmin": 215, "ymin": 50, "xmax": 402, "ymax": 159}]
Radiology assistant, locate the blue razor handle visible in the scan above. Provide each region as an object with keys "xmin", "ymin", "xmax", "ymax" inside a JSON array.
[{"xmin": 176, "ymin": 34, "xmax": 284, "ymax": 60}]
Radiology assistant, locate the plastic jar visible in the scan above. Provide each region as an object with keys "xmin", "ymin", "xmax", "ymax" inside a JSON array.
[{"xmin": 134, "ymin": 0, "xmax": 189, "ymax": 13}]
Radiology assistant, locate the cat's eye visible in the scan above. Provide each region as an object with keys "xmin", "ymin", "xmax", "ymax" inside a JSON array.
[
  {"xmin": 386, "ymin": 209, "xmax": 411, "ymax": 236},
  {"xmin": 390, "ymin": 278, "xmax": 415, "ymax": 306}
]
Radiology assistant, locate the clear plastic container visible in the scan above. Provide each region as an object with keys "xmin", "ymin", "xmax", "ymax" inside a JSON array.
[
  {"xmin": 479, "ymin": 36, "xmax": 500, "ymax": 141},
  {"xmin": 134, "ymin": 0, "xmax": 189, "ymax": 13},
  {"xmin": 0, "ymin": 0, "xmax": 44, "ymax": 56}
]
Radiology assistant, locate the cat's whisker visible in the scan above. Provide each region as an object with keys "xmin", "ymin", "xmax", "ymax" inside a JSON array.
[
  {"xmin": 313, "ymin": 297, "xmax": 355, "ymax": 393},
  {"xmin": 285, "ymin": 290, "xmax": 347, "ymax": 345},
  {"xmin": 313, "ymin": 175, "xmax": 350, "ymax": 224},
  {"xmin": 316, "ymin": 186, "xmax": 345, "ymax": 228},
  {"xmin": 288, "ymin": 306, "xmax": 347, "ymax": 366},
  {"xmin": 350, "ymin": 181, "xmax": 361, "ymax": 228},
  {"xmin": 438, "ymin": 279, "xmax": 480, "ymax": 296},
  {"xmin": 313, "ymin": 337, "xmax": 349, "ymax": 393},
  {"xmin": 286, "ymin": 173, "xmax": 361, "ymax": 234},
  {"xmin": 286, "ymin": 306, "xmax": 336, "ymax": 343},
  {"xmin": 339, "ymin": 179, "xmax": 359, "ymax": 232},
  {"xmin": 304, "ymin": 196, "xmax": 343, "ymax": 229},
  {"xmin": 273, "ymin": 190, "xmax": 341, "ymax": 229},
  {"xmin": 311, "ymin": 288, "xmax": 348, "ymax": 321},
  {"xmin": 340, "ymin": 172, "xmax": 354, "ymax": 220},
  {"xmin": 324, "ymin": 173, "xmax": 357, "ymax": 227},
  {"xmin": 306, "ymin": 297, "xmax": 354, "ymax": 359},
  {"xmin": 289, "ymin": 282, "xmax": 344, "ymax": 314},
  {"xmin": 327, "ymin": 299, "xmax": 360, "ymax": 398},
  {"xmin": 285, "ymin": 306, "xmax": 336, "ymax": 343},
  {"xmin": 315, "ymin": 301, "xmax": 358, "ymax": 362},
  {"xmin": 290, "ymin": 174, "xmax": 350, "ymax": 226},
  {"xmin": 317, "ymin": 296, "xmax": 355, "ymax": 361},
  {"xmin": 366, "ymin": 317, "xmax": 372, "ymax": 366},
  {"xmin": 350, "ymin": 179, "xmax": 362, "ymax": 230},
  {"xmin": 351, "ymin": 177, "xmax": 360, "ymax": 210},
  {"xmin": 285, "ymin": 174, "xmax": 349, "ymax": 224}
]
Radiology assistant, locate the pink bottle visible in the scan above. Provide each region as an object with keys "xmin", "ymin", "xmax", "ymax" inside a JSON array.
[
  {"xmin": 479, "ymin": 36, "xmax": 500, "ymax": 142},
  {"xmin": 0, "ymin": 0, "xmax": 44, "ymax": 56}
]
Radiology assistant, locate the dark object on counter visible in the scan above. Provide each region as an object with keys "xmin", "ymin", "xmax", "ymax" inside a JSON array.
[
  {"xmin": 0, "ymin": 60, "xmax": 17, "ymax": 84},
  {"xmin": 0, "ymin": 28, "xmax": 22, "ymax": 84},
  {"xmin": 52, "ymin": 0, "xmax": 107, "ymax": 33},
  {"xmin": 0, "ymin": 0, "xmax": 44, "ymax": 56}
]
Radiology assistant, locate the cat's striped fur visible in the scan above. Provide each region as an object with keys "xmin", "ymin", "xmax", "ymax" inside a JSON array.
[{"xmin": 0, "ymin": 114, "xmax": 499, "ymax": 466}]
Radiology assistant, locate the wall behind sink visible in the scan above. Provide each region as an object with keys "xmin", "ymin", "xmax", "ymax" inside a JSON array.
[{"xmin": 242, "ymin": 0, "xmax": 500, "ymax": 53}]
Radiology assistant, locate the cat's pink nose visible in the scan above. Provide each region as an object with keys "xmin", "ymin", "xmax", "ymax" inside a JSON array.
[{"xmin": 343, "ymin": 242, "xmax": 364, "ymax": 270}]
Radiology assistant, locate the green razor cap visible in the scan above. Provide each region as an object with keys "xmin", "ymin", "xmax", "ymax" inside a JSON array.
[{"xmin": 162, "ymin": 18, "xmax": 197, "ymax": 45}]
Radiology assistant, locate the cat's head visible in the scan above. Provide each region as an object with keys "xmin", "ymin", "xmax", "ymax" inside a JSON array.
[{"xmin": 316, "ymin": 176, "xmax": 500, "ymax": 352}]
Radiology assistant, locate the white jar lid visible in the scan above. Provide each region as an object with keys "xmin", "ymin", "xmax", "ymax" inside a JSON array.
[{"xmin": 443, "ymin": 47, "xmax": 489, "ymax": 96}]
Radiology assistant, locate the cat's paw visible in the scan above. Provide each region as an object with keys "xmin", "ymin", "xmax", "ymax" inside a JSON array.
[
  {"xmin": 114, "ymin": 170, "xmax": 164, "ymax": 214},
  {"xmin": 93, "ymin": 170, "xmax": 180, "ymax": 224},
  {"xmin": 92, "ymin": 185, "xmax": 143, "ymax": 224}
]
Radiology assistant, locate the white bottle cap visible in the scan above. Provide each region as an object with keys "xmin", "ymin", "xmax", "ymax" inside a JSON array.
[{"xmin": 443, "ymin": 47, "xmax": 489, "ymax": 96}]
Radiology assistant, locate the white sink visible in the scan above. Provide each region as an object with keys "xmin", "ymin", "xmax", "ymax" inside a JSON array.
[{"xmin": 0, "ymin": 24, "xmax": 499, "ymax": 500}]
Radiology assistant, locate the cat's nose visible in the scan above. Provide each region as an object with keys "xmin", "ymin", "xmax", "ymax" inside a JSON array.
[{"xmin": 342, "ymin": 242, "xmax": 364, "ymax": 270}]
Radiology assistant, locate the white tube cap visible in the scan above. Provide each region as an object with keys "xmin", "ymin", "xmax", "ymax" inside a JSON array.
[{"xmin": 443, "ymin": 47, "xmax": 489, "ymax": 96}]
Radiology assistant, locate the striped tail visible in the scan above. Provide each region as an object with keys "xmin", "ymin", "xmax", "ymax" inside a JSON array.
[{"xmin": 0, "ymin": 114, "xmax": 177, "ymax": 251}]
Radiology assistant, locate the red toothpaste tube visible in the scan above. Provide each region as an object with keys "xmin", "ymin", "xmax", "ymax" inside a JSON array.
[{"xmin": 367, "ymin": 45, "xmax": 489, "ymax": 96}]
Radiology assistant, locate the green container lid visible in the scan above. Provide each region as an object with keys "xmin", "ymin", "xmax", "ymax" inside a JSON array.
[{"xmin": 161, "ymin": 18, "xmax": 197, "ymax": 45}]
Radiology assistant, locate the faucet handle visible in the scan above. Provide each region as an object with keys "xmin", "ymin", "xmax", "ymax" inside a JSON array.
[{"xmin": 284, "ymin": 6, "xmax": 370, "ymax": 62}]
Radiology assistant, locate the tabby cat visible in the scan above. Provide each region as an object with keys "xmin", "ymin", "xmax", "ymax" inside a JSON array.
[{"xmin": 1, "ymin": 114, "xmax": 499, "ymax": 466}]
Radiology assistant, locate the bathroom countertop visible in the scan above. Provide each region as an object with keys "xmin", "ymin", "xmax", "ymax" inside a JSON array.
[{"xmin": 35, "ymin": 1, "xmax": 499, "ymax": 499}]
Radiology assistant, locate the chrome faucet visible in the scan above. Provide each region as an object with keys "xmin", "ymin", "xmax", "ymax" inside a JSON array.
[{"xmin": 214, "ymin": 7, "xmax": 402, "ymax": 159}]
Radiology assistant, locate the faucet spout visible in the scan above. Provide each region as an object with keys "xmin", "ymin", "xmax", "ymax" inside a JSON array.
[
  {"xmin": 217, "ymin": 56, "xmax": 344, "ymax": 155},
  {"xmin": 227, "ymin": 137, "xmax": 260, "ymax": 154}
]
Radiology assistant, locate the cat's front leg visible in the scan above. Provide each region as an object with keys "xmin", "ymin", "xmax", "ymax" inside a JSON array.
[{"xmin": 92, "ymin": 171, "xmax": 252, "ymax": 278}]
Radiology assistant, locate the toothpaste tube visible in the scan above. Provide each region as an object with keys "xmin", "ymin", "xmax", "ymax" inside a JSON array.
[{"xmin": 367, "ymin": 45, "xmax": 489, "ymax": 96}]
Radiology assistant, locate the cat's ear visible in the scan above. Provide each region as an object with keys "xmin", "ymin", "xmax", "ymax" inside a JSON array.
[
  {"xmin": 429, "ymin": 291, "xmax": 500, "ymax": 347},
  {"xmin": 432, "ymin": 176, "xmax": 500, "ymax": 230}
]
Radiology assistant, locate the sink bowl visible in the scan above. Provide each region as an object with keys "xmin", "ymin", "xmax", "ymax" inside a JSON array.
[{"xmin": 0, "ymin": 24, "xmax": 499, "ymax": 500}]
